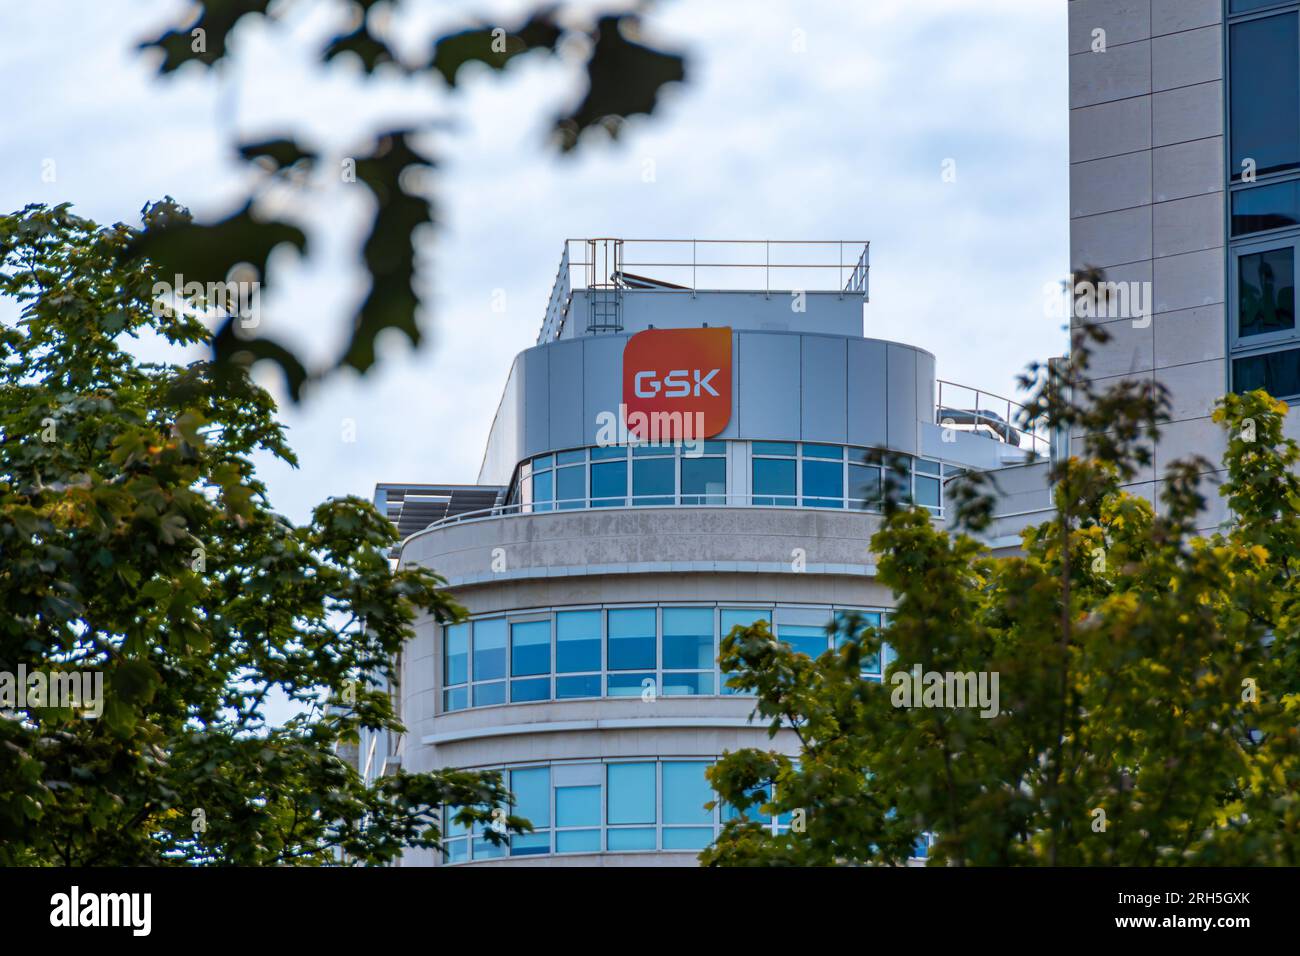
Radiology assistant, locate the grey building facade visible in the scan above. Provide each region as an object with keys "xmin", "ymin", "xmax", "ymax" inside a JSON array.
[
  {"xmin": 1068, "ymin": 0, "xmax": 1300, "ymax": 528},
  {"xmin": 367, "ymin": 240, "xmax": 1037, "ymax": 865}
]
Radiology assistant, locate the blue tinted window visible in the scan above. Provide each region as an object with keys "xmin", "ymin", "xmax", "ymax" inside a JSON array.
[
  {"xmin": 444, "ymin": 622, "xmax": 468, "ymax": 685},
  {"xmin": 849, "ymin": 463, "xmax": 881, "ymax": 507},
  {"xmin": 663, "ymin": 827, "xmax": 713, "ymax": 850},
  {"xmin": 681, "ymin": 456, "xmax": 726, "ymax": 504},
  {"xmin": 780, "ymin": 624, "xmax": 828, "ymax": 659},
  {"xmin": 473, "ymin": 681, "xmax": 505, "ymax": 706},
  {"xmin": 472, "ymin": 836, "xmax": 506, "ymax": 859},
  {"xmin": 1234, "ymin": 181, "xmax": 1300, "ymax": 236},
  {"xmin": 608, "ymin": 763, "xmax": 656, "ymax": 824},
  {"xmin": 633, "ymin": 456, "xmax": 675, "ymax": 505},
  {"xmin": 720, "ymin": 608, "xmax": 770, "ymax": 634},
  {"xmin": 531, "ymin": 469, "xmax": 553, "ymax": 510},
  {"xmin": 511, "ymin": 766, "xmax": 550, "ymax": 828},
  {"xmin": 473, "ymin": 618, "xmax": 506, "ymax": 681},
  {"xmin": 556, "ymin": 829, "xmax": 601, "ymax": 853},
  {"xmin": 663, "ymin": 762, "xmax": 713, "ymax": 825},
  {"xmin": 532, "ymin": 454, "xmax": 554, "ymax": 470},
  {"xmin": 632, "ymin": 443, "xmax": 674, "ymax": 456},
  {"xmin": 607, "ymin": 673, "xmax": 655, "ymax": 696},
  {"xmin": 802, "ymin": 443, "xmax": 843, "ymax": 460},
  {"xmin": 1231, "ymin": 14, "xmax": 1300, "ymax": 179},
  {"xmin": 1239, "ymin": 247, "xmax": 1296, "ymax": 337},
  {"xmin": 443, "ymin": 686, "xmax": 467, "ymax": 711},
  {"xmin": 556, "ymin": 449, "xmax": 585, "ymax": 465},
  {"xmin": 590, "ymin": 445, "xmax": 627, "ymax": 461},
  {"xmin": 608, "ymin": 608, "xmax": 656, "ymax": 670},
  {"xmin": 1233, "ymin": 1, "xmax": 1294, "ymax": 16},
  {"xmin": 556, "ymin": 785, "xmax": 601, "ymax": 827},
  {"xmin": 752, "ymin": 441, "xmax": 796, "ymax": 456},
  {"xmin": 510, "ymin": 832, "xmax": 550, "ymax": 856},
  {"xmin": 723, "ymin": 784, "xmax": 770, "ymax": 823},
  {"xmin": 1236, "ymin": 346, "xmax": 1300, "ymax": 397},
  {"xmin": 556, "ymin": 610, "xmax": 600, "ymax": 672},
  {"xmin": 591, "ymin": 461, "xmax": 627, "ymax": 506},
  {"xmin": 511, "ymin": 620, "xmax": 550, "ymax": 677},
  {"xmin": 915, "ymin": 458, "xmax": 941, "ymax": 475},
  {"xmin": 661, "ymin": 671, "xmax": 713, "ymax": 695},
  {"xmin": 607, "ymin": 828, "xmax": 656, "ymax": 851},
  {"xmin": 802, "ymin": 458, "xmax": 844, "ymax": 506},
  {"xmin": 556, "ymin": 674, "xmax": 601, "ymax": 698},
  {"xmin": 661, "ymin": 607, "xmax": 713, "ymax": 670},
  {"xmin": 752, "ymin": 458, "xmax": 796, "ymax": 505},
  {"xmin": 916, "ymin": 475, "xmax": 941, "ymax": 509},
  {"xmin": 556, "ymin": 465, "xmax": 585, "ymax": 507},
  {"xmin": 510, "ymin": 678, "xmax": 550, "ymax": 702}
]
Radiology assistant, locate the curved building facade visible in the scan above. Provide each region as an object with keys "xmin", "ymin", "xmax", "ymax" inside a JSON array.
[{"xmin": 366, "ymin": 239, "xmax": 1038, "ymax": 866}]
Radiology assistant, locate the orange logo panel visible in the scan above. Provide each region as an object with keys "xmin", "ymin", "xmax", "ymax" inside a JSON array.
[{"xmin": 622, "ymin": 327, "xmax": 732, "ymax": 441}]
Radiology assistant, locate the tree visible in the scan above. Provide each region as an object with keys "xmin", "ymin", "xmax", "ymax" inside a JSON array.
[
  {"xmin": 0, "ymin": 202, "xmax": 524, "ymax": 865},
  {"xmin": 704, "ymin": 327, "xmax": 1300, "ymax": 866},
  {"xmin": 128, "ymin": 1, "xmax": 688, "ymax": 399}
]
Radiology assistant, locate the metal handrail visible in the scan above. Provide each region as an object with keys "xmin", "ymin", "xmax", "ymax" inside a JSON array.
[
  {"xmin": 934, "ymin": 380, "xmax": 1050, "ymax": 455},
  {"xmin": 419, "ymin": 491, "xmax": 936, "ymax": 533}
]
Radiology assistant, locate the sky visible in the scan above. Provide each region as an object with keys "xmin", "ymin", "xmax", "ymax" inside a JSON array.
[{"xmin": 0, "ymin": 0, "xmax": 1070, "ymax": 525}]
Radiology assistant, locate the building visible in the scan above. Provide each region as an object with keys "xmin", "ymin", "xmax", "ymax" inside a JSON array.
[
  {"xmin": 365, "ymin": 239, "xmax": 1046, "ymax": 865},
  {"xmin": 1066, "ymin": 0, "xmax": 1300, "ymax": 529}
]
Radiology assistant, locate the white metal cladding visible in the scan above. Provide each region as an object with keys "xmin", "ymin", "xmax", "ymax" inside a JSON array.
[{"xmin": 477, "ymin": 329, "xmax": 936, "ymax": 484}]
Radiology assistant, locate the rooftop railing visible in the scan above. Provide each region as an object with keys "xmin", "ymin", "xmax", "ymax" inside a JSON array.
[
  {"xmin": 935, "ymin": 381, "xmax": 1049, "ymax": 457},
  {"xmin": 539, "ymin": 238, "xmax": 870, "ymax": 342}
]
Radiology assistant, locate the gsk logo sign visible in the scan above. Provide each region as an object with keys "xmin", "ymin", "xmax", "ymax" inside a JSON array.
[{"xmin": 622, "ymin": 327, "xmax": 731, "ymax": 441}]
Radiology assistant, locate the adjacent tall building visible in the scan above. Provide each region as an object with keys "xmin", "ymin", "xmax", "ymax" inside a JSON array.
[{"xmin": 1068, "ymin": 0, "xmax": 1300, "ymax": 527}]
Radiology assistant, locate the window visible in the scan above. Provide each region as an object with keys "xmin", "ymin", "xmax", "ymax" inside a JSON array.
[
  {"xmin": 472, "ymin": 618, "xmax": 506, "ymax": 705},
  {"xmin": 607, "ymin": 762, "xmax": 656, "ymax": 850},
  {"xmin": 555, "ymin": 785, "xmax": 601, "ymax": 853},
  {"xmin": 556, "ymin": 610, "xmax": 601, "ymax": 699},
  {"xmin": 752, "ymin": 444, "xmax": 796, "ymax": 505},
  {"xmin": 778, "ymin": 624, "xmax": 829, "ymax": 659},
  {"xmin": 848, "ymin": 462, "xmax": 882, "ymax": 510},
  {"xmin": 508, "ymin": 441, "xmax": 941, "ymax": 514},
  {"xmin": 443, "ymin": 622, "xmax": 468, "ymax": 711},
  {"xmin": 607, "ymin": 608, "xmax": 656, "ymax": 696},
  {"xmin": 509, "ymin": 767, "xmax": 551, "ymax": 856},
  {"xmin": 1228, "ymin": 6, "xmax": 1300, "ymax": 396},
  {"xmin": 801, "ymin": 455, "xmax": 844, "ymax": 508},
  {"xmin": 834, "ymin": 610, "xmax": 885, "ymax": 679},
  {"xmin": 591, "ymin": 460, "xmax": 627, "ymax": 507},
  {"xmin": 719, "ymin": 608, "xmax": 771, "ymax": 695},
  {"xmin": 1233, "ymin": 179, "xmax": 1300, "ymax": 236},
  {"xmin": 1237, "ymin": 245, "xmax": 1296, "ymax": 339},
  {"xmin": 632, "ymin": 453, "xmax": 675, "ymax": 505},
  {"xmin": 443, "ymin": 604, "xmax": 890, "ymax": 709},
  {"xmin": 1236, "ymin": 345, "xmax": 1300, "ymax": 396},
  {"xmin": 1230, "ymin": 13, "xmax": 1300, "ymax": 180},
  {"xmin": 681, "ymin": 446, "xmax": 726, "ymax": 505},
  {"xmin": 510, "ymin": 619, "xmax": 551, "ymax": 702},
  {"xmin": 556, "ymin": 460, "xmax": 586, "ymax": 509},
  {"xmin": 661, "ymin": 607, "xmax": 714, "ymax": 696},
  {"xmin": 662, "ymin": 761, "xmax": 714, "ymax": 849},
  {"xmin": 530, "ymin": 467, "xmax": 553, "ymax": 512}
]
